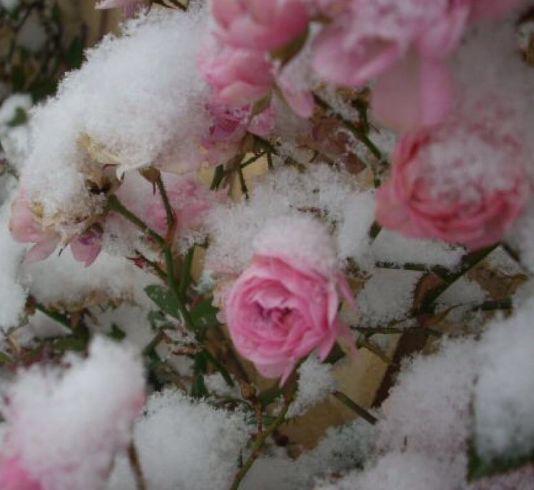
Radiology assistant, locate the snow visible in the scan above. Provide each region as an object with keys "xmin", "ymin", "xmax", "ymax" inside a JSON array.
[
  {"xmin": 357, "ymin": 269, "xmax": 422, "ymax": 327},
  {"xmin": 1, "ymin": 337, "xmax": 145, "ymax": 489},
  {"xmin": 0, "ymin": 195, "xmax": 28, "ymax": 332},
  {"xmin": 241, "ymin": 419, "xmax": 376, "ymax": 490},
  {"xmin": 109, "ymin": 390, "xmax": 250, "ymax": 490},
  {"xmin": 205, "ymin": 164, "xmax": 375, "ymax": 275},
  {"xmin": 22, "ymin": 6, "xmax": 211, "ymax": 230},
  {"xmin": 474, "ymin": 299, "xmax": 534, "ymax": 462},
  {"xmin": 288, "ymin": 355, "xmax": 336, "ymax": 417}
]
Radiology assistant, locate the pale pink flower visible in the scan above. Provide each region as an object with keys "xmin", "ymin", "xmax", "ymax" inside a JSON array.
[
  {"xmin": 9, "ymin": 191, "xmax": 60, "ymax": 263},
  {"xmin": 70, "ymin": 226, "xmax": 103, "ymax": 267},
  {"xmin": 10, "ymin": 191, "xmax": 103, "ymax": 266},
  {"xmin": 312, "ymin": 0, "xmax": 470, "ymax": 130},
  {"xmin": 0, "ymin": 457, "xmax": 42, "ymax": 490},
  {"xmin": 95, "ymin": 0, "xmax": 146, "ymax": 17},
  {"xmin": 212, "ymin": 0, "xmax": 310, "ymax": 51},
  {"xmin": 224, "ymin": 217, "xmax": 354, "ymax": 383},
  {"xmin": 376, "ymin": 121, "xmax": 530, "ymax": 250},
  {"xmin": 199, "ymin": 45, "xmax": 274, "ymax": 107}
]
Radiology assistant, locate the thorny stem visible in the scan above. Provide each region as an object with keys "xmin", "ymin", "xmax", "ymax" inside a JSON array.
[
  {"xmin": 128, "ymin": 441, "xmax": 147, "ymax": 490},
  {"xmin": 332, "ymin": 391, "xmax": 378, "ymax": 425},
  {"xmin": 229, "ymin": 392, "xmax": 295, "ymax": 490},
  {"xmin": 237, "ymin": 165, "xmax": 249, "ymax": 199}
]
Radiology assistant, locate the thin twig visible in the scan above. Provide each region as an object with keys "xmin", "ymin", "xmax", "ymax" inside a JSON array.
[
  {"xmin": 128, "ymin": 441, "xmax": 147, "ymax": 490},
  {"xmin": 229, "ymin": 395, "xmax": 293, "ymax": 490},
  {"xmin": 332, "ymin": 391, "xmax": 378, "ymax": 425}
]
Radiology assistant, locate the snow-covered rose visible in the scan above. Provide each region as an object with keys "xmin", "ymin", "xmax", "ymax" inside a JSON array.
[
  {"xmin": 376, "ymin": 126, "xmax": 530, "ymax": 250},
  {"xmin": 224, "ymin": 217, "xmax": 354, "ymax": 384}
]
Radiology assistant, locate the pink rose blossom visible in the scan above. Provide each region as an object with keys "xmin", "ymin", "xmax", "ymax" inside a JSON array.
[
  {"xmin": 376, "ymin": 121, "xmax": 530, "ymax": 250},
  {"xmin": 212, "ymin": 0, "xmax": 310, "ymax": 51},
  {"xmin": 224, "ymin": 218, "xmax": 354, "ymax": 383},
  {"xmin": 199, "ymin": 45, "xmax": 274, "ymax": 107},
  {"xmin": 0, "ymin": 457, "xmax": 42, "ymax": 490},
  {"xmin": 312, "ymin": 0, "xmax": 470, "ymax": 130},
  {"xmin": 10, "ymin": 191, "xmax": 61, "ymax": 263},
  {"xmin": 10, "ymin": 191, "xmax": 102, "ymax": 266}
]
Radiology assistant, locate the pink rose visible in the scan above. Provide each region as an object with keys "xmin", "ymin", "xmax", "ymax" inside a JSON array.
[
  {"xmin": 312, "ymin": 0, "xmax": 470, "ymax": 130},
  {"xmin": 0, "ymin": 457, "xmax": 42, "ymax": 490},
  {"xmin": 212, "ymin": 0, "xmax": 310, "ymax": 52},
  {"xmin": 199, "ymin": 45, "xmax": 274, "ymax": 107},
  {"xmin": 224, "ymin": 217, "xmax": 354, "ymax": 383},
  {"xmin": 10, "ymin": 190, "xmax": 102, "ymax": 266},
  {"xmin": 376, "ymin": 121, "xmax": 530, "ymax": 250}
]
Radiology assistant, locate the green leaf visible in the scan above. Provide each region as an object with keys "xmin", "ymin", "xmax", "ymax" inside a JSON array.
[
  {"xmin": 0, "ymin": 352, "xmax": 13, "ymax": 365},
  {"xmin": 145, "ymin": 285, "xmax": 181, "ymax": 320},
  {"xmin": 190, "ymin": 297, "xmax": 219, "ymax": 332},
  {"xmin": 66, "ymin": 36, "xmax": 84, "ymax": 69},
  {"xmin": 107, "ymin": 323, "xmax": 126, "ymax": 341},
  {"xmin": 191, "ymin": 352, "xmax": 209, "ymax": 398},
  {"xmin": 8, "ymin": 107, "xmax": 28, "ymax": 127},
  {"xmin": 468, "ymin": 440, "xmax": 534, "ymax": 481},
  {"xmin": 204, "ymin": 350, "xmax": 234, "ymax": 387}
]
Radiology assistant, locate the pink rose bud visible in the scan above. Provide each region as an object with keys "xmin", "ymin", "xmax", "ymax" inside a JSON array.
[
  {"xmin": 212, "ymin": 0, "xmax": 310, "ymax": 52},
  {"xmin": 224, "ymin": 217, "xmax": 354, "ymax": 384},
  {"xmin": 199, "ymin": 44, "xmax": 274, "ymax": 107},
  {"xmin": 376, "ymin": 114, "xmax": 530, "ymax": 250}
]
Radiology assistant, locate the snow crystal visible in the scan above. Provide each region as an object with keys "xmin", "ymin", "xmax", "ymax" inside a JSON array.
[
  {"xmin": 242, "ymin": 419, "xmax": 376, "ymax": 490},
  {"xmin": 371, "ymin": 230, "xmax": 463, "ymax": 268},
  {"xmin": 254, "ymin": 215, "xmax": 337, "ymax": 274},
  {"xmin": 23, "ymin": 6, "xmax": 211, "ymax": 223},
  {"xmin": 109, "ymin": 390, "xmax": 249, "ymax": 490},
  {"xmin": 23, "ymin": 249, "xmax": 153, "ymax": 311},
  {"xmin": 474, "ymin": 299, "xmax": 534, "ymax": 462},
  {"xmin": 0, "ymin": 196, "xmax": 28, "ymax": 332},
  {"xmin": 1, "ymin": 337, "xmax": 145, "ymax": 490},
  {"xmin": 205, "ymin": 164, "xmax": 373, "ymax": 275},
  {"xmin": 318, "ymin": 451, "xmax": 460, "ymax": 490},
  {"xmin": 377, "ymin": 339, "xmax": 477, "ymax": 460},
  {"xmin": 438, "ymin": 276, "xmax": 487, "ymax": 307},
  {"xmin": 357, "ymin": 269, "xmax": 422, "ymax": 327},
  {"xmin": 288, "ymin": 355, "xmax": 336, "ymax": 417},
  {"xmin": 0, "ymin": 93, "xmax": 32, "ymax": 169}
]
